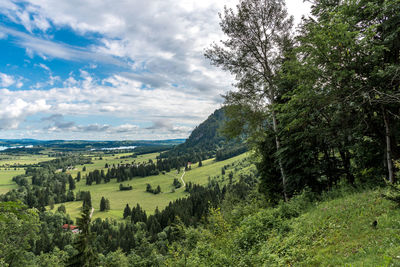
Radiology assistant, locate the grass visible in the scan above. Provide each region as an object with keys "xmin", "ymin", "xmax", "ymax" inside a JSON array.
[
  {"xmin": 0, "ymin": 154, "xmax": 54, "ymax": 166},
  {"xmin": 0, "ymin": 154, "xmax": 54, "ymax": 194},
  {"xmin": 67, "ymin": 152, "xmax": 160, "ymax": 177},
  {"xmin": 256, "ymin": 188, "xmax": 400, "ymax": 266},
  {"xmin": 176, "ymin": 186, "xmax": 400, "ymax": 266},
  {"xmin": 0, "ymin": 169, "xmax": 25, "ymax": 194},
  {"xmin": 53, "ymin": 152, "xmax": 249, "ymax": 221}
]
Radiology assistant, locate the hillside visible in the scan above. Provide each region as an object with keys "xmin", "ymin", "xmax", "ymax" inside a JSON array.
[
  {"xmin": 167, "ymin": 186, "xmax": 400, "ymax": 266},
  {"xmin": 160, "ymin": 108, "xmax": 246, "ymax": 160}
]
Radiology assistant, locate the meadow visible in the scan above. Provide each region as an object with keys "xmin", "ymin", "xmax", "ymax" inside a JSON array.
[
  {"xmin": 0, "ymin": 154, "xmax": 54, "ymax": 194},
  {"xmin": 53, "ymin": 152, "xmax": 250, "ymax": 221}
]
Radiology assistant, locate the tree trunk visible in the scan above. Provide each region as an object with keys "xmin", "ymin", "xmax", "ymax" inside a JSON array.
[
  {"xmin": 339, "ymin": 149, "xmax": 354, "ymax": 185},
  {"xmin": 272, "ymin": 110, "xmax": 288, "ymax": 201},
  {"xmin": 383, "ymin": 107, "xmax": 395, "ymax": 183}
]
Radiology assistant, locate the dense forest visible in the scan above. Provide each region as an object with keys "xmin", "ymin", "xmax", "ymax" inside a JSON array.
[{"xmin": 1, "ymin": 0, "xmax": 400, "ymax": 266}]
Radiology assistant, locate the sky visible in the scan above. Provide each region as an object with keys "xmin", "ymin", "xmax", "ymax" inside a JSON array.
[{"xmin": 0, "ymin": 0, "xmax": 311, "ymax": 140}]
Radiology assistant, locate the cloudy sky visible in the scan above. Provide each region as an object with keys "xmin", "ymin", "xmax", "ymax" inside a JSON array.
[{"xmin": 0, "ymin": 0, "xmax": 311, "ymax": 140}]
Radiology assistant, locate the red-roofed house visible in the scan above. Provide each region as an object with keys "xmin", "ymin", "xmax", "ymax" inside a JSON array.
[{"xmin": 62, "ymin": 224, "xmax": 79, "ymax": 233}]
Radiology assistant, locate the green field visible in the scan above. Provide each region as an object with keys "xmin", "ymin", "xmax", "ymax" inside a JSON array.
[
  {"xmin": 0, "ymin": 154, "xmax": 55, "ymax": 194},
  {"xmin": 0, "ymin": 154, "xmax": 54, "ymax": 166},
  {"xmin": 67, "ymin": 152, "xmax": 160, "ymax": 177},
  {"xmin": 0, "ymin": 169, "xmax": 25, "ymax": 194},
  {"xmin": 53, "ymin": 152, "xmax": 250, "ymax": 221}
]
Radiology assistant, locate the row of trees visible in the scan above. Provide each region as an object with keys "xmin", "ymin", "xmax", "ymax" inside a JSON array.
[{"xmin": 84, "ymin": 152, "xmax": 208, "ymax": 186}]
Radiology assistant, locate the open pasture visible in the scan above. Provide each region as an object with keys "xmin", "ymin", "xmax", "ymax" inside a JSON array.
[
  {"xmin": 0, "ymin": 154, "xmax": 54, "ymax": 194},
  {"xmin": 54, "ymin": 152, "xmax": 249, "ymax": 221}
]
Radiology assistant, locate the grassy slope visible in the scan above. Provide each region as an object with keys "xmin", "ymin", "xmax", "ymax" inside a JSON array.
[
  {"xmin": 179, "ymin": 188, "xmax": 400, "ymax": 266},
  {"xmin": 54, "ymin": 152, "xmax": 249, "ymax": 222},
  {"xmin": 275, "ymin": 189, "xmax": 400, "ymax": 266}
]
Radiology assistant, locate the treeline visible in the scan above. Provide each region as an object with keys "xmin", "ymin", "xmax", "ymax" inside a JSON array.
[
  {"xmin": 39, "ymin": 155, "xmax": 92, "ymax": 170},
  {"xmin": 216, "ymin": 144, "xmax": 248, "ymax": 161},
  {"xmin": 84, "ymin": 154, "xmax": 206, "ymax": 185},
  {"xmin": 132, "ymin": 145, "xmax": 174, "ymax": 155}
]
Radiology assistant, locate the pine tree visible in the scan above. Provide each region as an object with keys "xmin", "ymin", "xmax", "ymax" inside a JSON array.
[
  {"xmin": 68, "ymin": 206, "xmax": 97, "ymax": 267},
  {"xmin": 69, "ymin": 177, "xmax": 76, "ymax": 190},
  {"xmin": 100, "ymin": 197, "xmax": 106, "ymax": 212},
  {"xmin": 123, "ymin": 204, "xmax": 131, "ymax": 219},
  {"xmin": 82, "ymin": 191, "xmax": 92, "ymax": 210},
  {"xmin": 156, "ymin": 185, "xmax": 161, "ymax": 194}
]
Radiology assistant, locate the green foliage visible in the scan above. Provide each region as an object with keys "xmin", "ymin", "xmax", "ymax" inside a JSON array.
[
  {"xmin": 100, "ymin": 196, "xmax": 110, "ymax": 212},
  {"xmin": 68, "ymin": 206, "xmax": 97, "ymax": 267},
  {"xmin": 98, "ymin": 248, "xmax": 129, "ymax": 267},
  {"xmin": 167, "ymin": 186, "xmax": 400, "ymax": 266},
  {"xmin": 57, "ymin": 204, "xmax": 66, "ymax": 213},
  {"xmin": 0, "ymin": 201, "xmax": 40, "ymax": 266},
  {"xmin": 383, "ymin": 182, "xmax": 400, "ymax": 206}
]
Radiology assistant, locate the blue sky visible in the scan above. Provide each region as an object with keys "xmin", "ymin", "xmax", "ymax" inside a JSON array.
[{"xmin": 0, "ymin": 0, "xmax": 310, "ymax": 140}]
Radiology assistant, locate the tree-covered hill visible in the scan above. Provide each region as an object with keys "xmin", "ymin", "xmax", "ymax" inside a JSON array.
[{"xmin": 159, "ymin": 108, "xmax": 246, "ymax": 161}]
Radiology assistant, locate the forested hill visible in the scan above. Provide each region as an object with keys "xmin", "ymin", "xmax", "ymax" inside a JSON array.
[
  {"xmin": 159, "ymin": 108, "xmax": 246, "ymax": 160},
  {"xmin": 180, "ymin": 108, "xmax": 226, "ymax": 150}
]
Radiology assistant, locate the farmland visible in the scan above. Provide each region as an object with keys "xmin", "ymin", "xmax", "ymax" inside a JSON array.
[
  {"xmin": 53, "ymin": 152, "xmax": 251, "ymax": 221},
  {"xmin": 0, "ymin": 154, "xmax": 54, "ymax": 194}
]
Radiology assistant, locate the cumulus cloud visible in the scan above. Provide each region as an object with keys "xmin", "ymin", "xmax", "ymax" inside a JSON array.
[{"xmin": 0, "ymin": 97, "xmax": 50, "ymax": 129}]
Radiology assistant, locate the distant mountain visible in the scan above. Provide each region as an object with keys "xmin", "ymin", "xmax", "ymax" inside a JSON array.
[{"xmin": 159, "ymin": 108, "xmax": 246, "ymax": 160}]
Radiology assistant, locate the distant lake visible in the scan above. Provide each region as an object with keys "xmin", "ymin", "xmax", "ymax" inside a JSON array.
[
  {"xmin": 90, "ymin": 146, "xmax": 136, "ymax": 151},
  {"xmin": 0, "ymin": 145, "xmax": 33, "ymax": 151}
]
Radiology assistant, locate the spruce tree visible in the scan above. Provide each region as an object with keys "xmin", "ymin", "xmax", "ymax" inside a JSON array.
[
  {"xmin": 100, "ymin": 197, "xmax": 106, "ymax": 212},
  {"xmin": 69, "ymin": 177, "xmax": 76, "ymax": 190},
  {"xmin": 68, "ymin": 206, "xmax": 97, "ymax": 267},
  {"xmin": 123, "ymin": 204, "xmax": 131, "ymax": 219}
]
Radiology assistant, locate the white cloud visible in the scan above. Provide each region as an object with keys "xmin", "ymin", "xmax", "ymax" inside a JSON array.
[
  {"xmin": 0, "ymin": 73, "xmax": 16, "ymax": 87},
  {"xmin": 37, "ymin": 63, "xmax": 50, "ymax": 72},
  {"xmin": 0, "ymin": 0, "xmax": 311, "ymax": 139},
  {"xmin": 0, "ymin": 26, "xmax": 128, "ymax": 67},
  {"xmin": 0, "ymin": 97, "xmax": 50, "ymax": 129}
]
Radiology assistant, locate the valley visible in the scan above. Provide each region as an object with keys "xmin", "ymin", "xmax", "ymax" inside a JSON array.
[{"xmin": 52, "ymin": 151, "xmax": 250, "ymax": 220}]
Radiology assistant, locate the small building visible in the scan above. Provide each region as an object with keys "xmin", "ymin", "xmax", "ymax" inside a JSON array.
[{"xmin": 62, "ymin": 224, "xmax": 79, "ymax": 233}]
